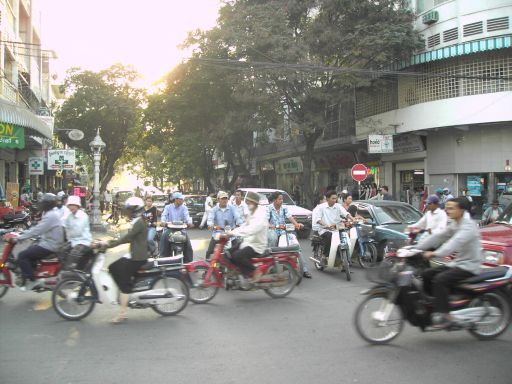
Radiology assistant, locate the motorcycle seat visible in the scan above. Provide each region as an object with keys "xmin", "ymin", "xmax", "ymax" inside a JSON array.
[
  {"xmin": 459, "ymin": 267, "xmax": 509, "ymax": 284},
  {"xmin": 138, "ymin": 256, "xmax": 183, "ymax": 271},
  {"xmin": 41, "ymin": 256, "xmax": 59, "ymax": 263}
]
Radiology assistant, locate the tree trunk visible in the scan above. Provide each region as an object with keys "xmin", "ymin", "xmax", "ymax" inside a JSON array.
[{"xmin": 302, "ymin": 138, "xmax": 316, "ymax": 208}]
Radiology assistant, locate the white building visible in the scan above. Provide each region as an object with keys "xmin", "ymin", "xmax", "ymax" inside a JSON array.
[
  {"xmin": 355, "ymin": 0, "xmax": 512, "ymax": 211},
  {"xmin": 0, "ymin": 0, "xmax": 56, "ymax": 199}
]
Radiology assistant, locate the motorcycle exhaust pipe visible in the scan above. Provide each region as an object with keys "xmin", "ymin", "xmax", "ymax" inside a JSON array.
[{"xmin": 309, "ymin": 256, "xmax": 322, "ymax": 264}]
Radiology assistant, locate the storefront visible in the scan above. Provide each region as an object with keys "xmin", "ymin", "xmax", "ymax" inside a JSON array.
[
  {"xmin": 275, "ymin": 156, "xmax": 303, "ymax": 195},
  {"xmin": 259, "ymin": 161, "xmax": 276, "ymax": 189},
  {"xmin": 314, "ymin": 151, "xmax": 357, "ymax": 193}
]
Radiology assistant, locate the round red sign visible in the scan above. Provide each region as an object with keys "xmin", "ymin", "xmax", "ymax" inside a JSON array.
[{"xmin": 351, "ymin": 164, "xmax": 368, "ymax": 182}]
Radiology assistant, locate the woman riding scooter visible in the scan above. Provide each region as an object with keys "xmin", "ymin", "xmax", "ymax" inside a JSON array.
[{"xmin": 97, "ymin": 197, "xmax": 148, "ymax": 323}]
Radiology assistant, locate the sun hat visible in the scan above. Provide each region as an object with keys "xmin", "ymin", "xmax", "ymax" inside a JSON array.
[{"xmin": 66, "ymin": 195, "xmax": 81, "ymax": 207}]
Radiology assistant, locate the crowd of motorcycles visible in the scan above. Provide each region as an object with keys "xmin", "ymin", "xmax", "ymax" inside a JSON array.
[{"xmin": 1, "ymin": 216, "xmax": 512, "ymax": 346}]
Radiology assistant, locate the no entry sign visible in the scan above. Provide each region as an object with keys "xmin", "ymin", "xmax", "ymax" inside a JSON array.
[{"xmin": 351, "ymin": 163, "xmax": 368, "ymax": 182}]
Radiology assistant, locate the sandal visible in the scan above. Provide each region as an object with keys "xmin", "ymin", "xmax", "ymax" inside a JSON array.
[{"xmin": 111, "ymin": 314, "xmax": 127, "ymax": 324}]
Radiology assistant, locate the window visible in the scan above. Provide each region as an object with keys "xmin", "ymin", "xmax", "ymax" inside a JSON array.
[
  {"xmin": 487, "ymin": 17, "xmax": 510, "ymax": 32},
  {"xmin": 427, "ymin": 34, "xmax": 441, "ymax": 48},
  {"xmin": 443, "ymin": 27, "xmax": 458, "ymax": 43},
  {"xmin": 463, "ymin": 21, "xmax": 483, "ymax": 37}
]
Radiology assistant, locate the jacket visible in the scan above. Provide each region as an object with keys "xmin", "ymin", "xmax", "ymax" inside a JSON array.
[
  {"xmin": 64, "ymin": 209, "xmax": 92, "ymax": 247},
  {"xmin": 108, "ymin": 217, "xmax": 148, "ymax": 261},
  {"xmin": 231, "ymin": 206, "xmax": 268, "ymax": 254},
  {"xmin": 17, "ymin": 208, "xmax": 64, "ymax": 252},
  {"xmin": 416, "ymin": 216, "xmax": 482, "ymax": 274}
]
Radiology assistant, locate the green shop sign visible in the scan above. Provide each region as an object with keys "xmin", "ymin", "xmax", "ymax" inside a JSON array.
[{"xmin": 0, "ymin": 123, "xmax": 25, "ymax": 149}]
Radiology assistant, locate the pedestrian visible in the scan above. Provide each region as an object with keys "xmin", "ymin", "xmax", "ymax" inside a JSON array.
[
  {"xmin": 104, "ymin": 189, "xmax": 112, "ymax": 212},
  {"xmin": 200, "ymin": 192, "xmax": 215, "ymax": 229},
  {"xmin": 380, "ymin": 186, "xmax": 394, "ymax": 201},
  {"xmin": 230, "ymin": 189, "xmax": 249, "ymax": 223}
]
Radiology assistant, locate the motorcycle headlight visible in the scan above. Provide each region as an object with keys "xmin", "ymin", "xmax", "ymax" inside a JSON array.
[{"xmin": 482, "ymin": 250, "xmax": 504, "ymax": 264}]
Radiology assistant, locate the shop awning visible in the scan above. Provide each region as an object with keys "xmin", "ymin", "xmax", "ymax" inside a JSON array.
[{"xmin": 0, "ymin": 98, "xmax": 52, "ymax": 140}]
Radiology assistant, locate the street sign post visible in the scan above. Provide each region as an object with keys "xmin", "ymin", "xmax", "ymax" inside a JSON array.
[{"xmin": 351, "ymin": 163, "xmax": 368, "ymax": 182}]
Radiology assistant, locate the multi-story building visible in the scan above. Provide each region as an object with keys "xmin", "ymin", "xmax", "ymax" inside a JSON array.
[
  {"xmin": 0, "ymin": 0, "xmax": 56, "ymax": 200},
  {"xmin": 355, "ymin": 0, "xmax": 512, "ymax": 212}
]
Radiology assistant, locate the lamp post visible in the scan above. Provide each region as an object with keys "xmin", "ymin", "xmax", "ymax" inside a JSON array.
[{"xmin": 89, "ymin": 128, "xmax": 106, "ymax": 231}]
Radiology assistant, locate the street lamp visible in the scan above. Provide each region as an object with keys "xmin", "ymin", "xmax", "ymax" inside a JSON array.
[{"xmin": 89, "ymin": 128, "xmax": 106, "ymax": 231}]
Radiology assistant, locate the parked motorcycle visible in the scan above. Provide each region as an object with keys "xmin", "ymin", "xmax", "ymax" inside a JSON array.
[
  {"xmin": 0, "ymin": 209, "xmax": 32, "ymax": 230},
  {"xmin": 186, "ymin": 234, "xmax": 300, "ymax": 303},
  {"xmin": 0, "ymin": 232, "xmax": 63, "ymax": 298},
  {"xmin": 349, "ymin": 220, "xmax": 378, "ymax": 269},
  {"xmin": 354, "ymin": 248, "xmax": 512, "ymax": 344},
  {"xmin": 52, "ymin": 244, "xmax": 190, "ymax": 321},
  {"xmin": 310, "ymin": 221, "xmax": 352, "ymax": 281}
]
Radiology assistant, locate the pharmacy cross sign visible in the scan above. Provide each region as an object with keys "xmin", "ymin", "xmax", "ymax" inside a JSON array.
[
  {"xmin": 31, "ymin": 160, "xmax": 41, "ymax": 170},
  {"xmin": 28, "ymin": 157, "xmax": 44, "ymax": 175},
  {"xmin": 55, "ymin": 156, "xmax": 68, "ymax": 169}
]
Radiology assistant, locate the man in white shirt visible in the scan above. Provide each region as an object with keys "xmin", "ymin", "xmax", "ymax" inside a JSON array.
[
  {"xmin": 409, "ymin": 195, "xmax": 448, "ymax": 238},
  {"xmin": 200, "ymin": 192, "xmax": 215, "ymax": 229},
  {"xmin": 227, "ymin": 191, "xmax": 268, "ymax": 282},
  {"xmin": 64, "ymin": 196, "xmax": 93, "ymax": 270},
  {"xmin": 230, "ymin": 189, "xmax": 249, "ymax": 223},
  {"xmin": 317, "ymin": 190, "xmax": 350, "ymax": 256},
  {"xmin": 311, "ymin": 194, "xmax": 326, "ymax": 233}
]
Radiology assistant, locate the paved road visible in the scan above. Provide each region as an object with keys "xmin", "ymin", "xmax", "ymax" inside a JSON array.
[{"xmin": 1, "ymin": 229, "xmax": 511, "ymax": 384}]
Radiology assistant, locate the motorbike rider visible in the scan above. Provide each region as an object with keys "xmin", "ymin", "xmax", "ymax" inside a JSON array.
[
  {"xmin": 159, "ymin": 192, "xmax": 194, "ymax": 262},
  {"xmin": 205, "ymin": 191, "xmax": 242, "ymax": 260},
  {"xmin": 225, "ymin": 191, "xmax": 268, "ymax": 282},
  {"xmin": 64, "ymin": 195, "xmax": 93, "ymax": 270},
  {"xmin": 267, "ymin": 191, "xmax": 312, "ymax": 279},
  {"xmin": 316, "ymin": 190, "xmax": 350, "ymax": 257},
  {"xmin": 230, "ymin": 189, "xmax": 249, "ymax": 223},
  {"xmin": 56, "ymin": 191, "xmax": 71, "ymax": 223},
  {"xmin": 416, "ymin": 197, "xmax": 482, "ymax": 328},
  {"xmin": 408, "ymin": 195, "xmax": 447, "ymax": 238},
  {"xmin": 311, "ymin": 194, "xmax": 326, "ymax": 233},
  {"xmin": 98, "ymin": 197, "xmax": 149, "ymax": 323},
  {"xmin": 6, "ymin": 193, "xmax": 64, "ymax": 290},
  {"xmin": 143, "ymin": 196, "xmax": 158, "ymax": 255}
]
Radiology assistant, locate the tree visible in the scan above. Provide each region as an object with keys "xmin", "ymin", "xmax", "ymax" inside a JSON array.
[
  {"xmin": 201, "ymin": 0, "xmax": 422, "ymax": 204},
  {"xmin": 55, "ymin": 64, "xmax": 144, "ymax": 192}
]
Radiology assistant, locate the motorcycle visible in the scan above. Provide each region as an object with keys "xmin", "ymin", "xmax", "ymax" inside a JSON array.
[
  {"xmin": 276, "ymin": 223, "xmax": 303, "ymax": 285},
  {"xmin": 186, "ymin": 234, "xmax": 300, "ymax": 303},
  {"xmin": 354, "ymin": 247, "xmax": 512, "ymax": 345},
  {"xmin": 310, "ymin": 221, "xmax": 352, "ymax": 281},
  {"xmin": 0, "ymin": 209, "xmax": 32, "ymax": 230},
  {"xmin": 0, "ymin": 232, "xmax": 63, "ymax": 298},
  {"xmin": 349, "ymin": 220, "xmax": 378, "ymax": 269},
  {"xmin": 161, "ymin": 221, "xmax": 188, "ymax": 258},
  {"xmin": 52, "ymin": 244, "xmax": 190, "ymax": 321}
]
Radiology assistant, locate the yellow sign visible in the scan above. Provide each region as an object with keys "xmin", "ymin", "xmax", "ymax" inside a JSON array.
[{"xmin": 6, "ymin": 182, "xmax": 19, "ymax": 208}]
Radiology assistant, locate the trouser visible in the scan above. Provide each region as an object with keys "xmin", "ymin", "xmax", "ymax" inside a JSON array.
[
  {"xmin": 147, "ymin": 227, "xmax": 157, "ymax": 254},
  {"xmin": 205, "ymin": 237, "xmax": 216, "ymax": 260},
  {"xmin": 422, "ymin": 266, "xmax": 474, "ymax": 314},
  {"xmin": 231, "ymin": 246, "xmax": 259, "ymax": 276},
  {"xmin": 320, "ymin": 232, "xmax": 332, "ymax": 257},
  {"xmin": 159, "ymin": 229, "xmax": 193, "ymax": 263},
  {"xmin": 109, "ymin": 257, "xmax": 147, "ymax": 294},
  {"xmin": 200, "ymin": 211, "xmax": 209, "ymax": 228},
  {"xmin": 268, "ymin": 230, "xmax": 308, "ymax": 272},
  {"xmin": 18, "ymin": 245, "xmax": 54, "ymax": 280}
]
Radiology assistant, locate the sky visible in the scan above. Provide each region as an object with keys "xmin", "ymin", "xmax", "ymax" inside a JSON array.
[{"xmin": 37, "ymin": 0, "xmax": 223, "ymax": 87}]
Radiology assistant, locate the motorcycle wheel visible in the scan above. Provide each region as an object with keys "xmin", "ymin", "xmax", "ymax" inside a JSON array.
[
  {"xmin": 189, "ymin": 266, "xmax": 219, "ymax": 304},
  {"xmin": 357, "ymin": 243, "xmax": 378, "ymax": 269},
  {"xmin": 313, "ymin": 245, "xmax": 324, "ymax": 271},
  {"xmin": 264, "ymin": 262, "xmax": 298, "ymax": 299},
  {"xmin": 52, "ymin": 278, "xmax": 96, "ymax": 321},
  {"xmin": 354, "ymin": 293, "xmax": 404, "ymax": 345},
  {"xmin": 150, "ymin": 276, "xmax": 189, "ymax": 316},
  {"xmin": 468, "ymin": 291, "xmax": 511, "ymax": 340},
  {"xmin": 0, "ymin": 271, "xmax": 9, "ymax": 298},
  {"xmin": 341, "ymin": 249, "xmax": 351, "ymax": 281}
]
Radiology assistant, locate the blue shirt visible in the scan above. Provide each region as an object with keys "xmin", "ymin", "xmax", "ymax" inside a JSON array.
[
  {"xmin": 207, "ymin": 204, "xmax": 242, "ymax": 230},
  {"xmin": 161, "ymin": 203, "xmax": 192, "ymax": 225},
  {"xmin": 266, "ymin": 204, "xmax": 292, "ymax": 236}
]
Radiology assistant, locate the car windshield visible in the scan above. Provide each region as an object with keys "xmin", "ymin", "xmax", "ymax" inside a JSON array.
[
  {"xmin": 496, "ymin": 204, "xmax": 512, "ymax": 224},
  {"xmin": 255, "ymin": 191, "xmax": 295, "ymax": 205},
  {"xmin": 185, "ymin": 196, "xmax": 206, "ymax": 206},
  {"xmin": 152, "ymin": 195, "xmax": 166, "ymax": 203},
  {"xmin": 373, "ymin": 205, "xmax": 422, "ymax": 225}
]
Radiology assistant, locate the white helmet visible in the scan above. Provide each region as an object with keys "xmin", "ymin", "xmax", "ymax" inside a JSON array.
[{"xmin": 125, "ymin": 197, "xmax": 145, "ymax": 217}]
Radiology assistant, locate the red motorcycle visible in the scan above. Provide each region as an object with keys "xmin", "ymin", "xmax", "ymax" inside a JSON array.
[
  {"xmin": 0, "ymin": 232, "xmax": 62, "ymax": 298},
  {"xmin": 186, "ymin": 236, "xmax": 301, "ymax": 303}
]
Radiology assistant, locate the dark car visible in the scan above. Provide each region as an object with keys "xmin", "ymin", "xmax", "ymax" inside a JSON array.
[
  {"xmin": 480, "ymin": 202, "xmax": 512, "ymax": 265},
  {"xmin": 184, "ymin": 195, "xmax": 208, "ymax": 227},
  {"xmin": 350, "ymin": 200, "xmax": 423, "ymax": 259}
]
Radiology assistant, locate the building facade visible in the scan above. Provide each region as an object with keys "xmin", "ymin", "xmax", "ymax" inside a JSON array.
[
  {"xmin": 0, "ymin": 0, "xmax": 56, "ymax": 202},
  {"xmin": 354, "ymin": 0, "xmax": 512, "ymax": 213}
]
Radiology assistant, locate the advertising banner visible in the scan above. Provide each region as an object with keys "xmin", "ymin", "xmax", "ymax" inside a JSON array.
[
  {"xmin": 368, "ymin": 135, "xmax": 394, "ymax": 154},
  {"xmin": 47, "ymin": 149, "xmax": 76, "ymax": 170},
  {"xmin": 6, "ymin": 182, "xmax": 19, "ymax": 208},
  {"xmin": 0, "ymin": 123, "xmax": 25, "ymax": 149}
]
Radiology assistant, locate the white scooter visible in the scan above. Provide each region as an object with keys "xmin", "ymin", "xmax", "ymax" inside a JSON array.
[
  {"xmin": 51, "ymin": 246, "xmax": 190, "ymax": 321},
  {"xmin": 310, "ymin": 221, "xmax": 352, "ymax": 281}
]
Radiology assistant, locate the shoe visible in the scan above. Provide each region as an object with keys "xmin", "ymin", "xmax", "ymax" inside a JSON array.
[
  {"xmin": 20, "ymin": 279, "xmax": 42, "ymax": 291},
  {"xmin": 303, "ymin": 271, "xmax": 312, "ymax": 279}
]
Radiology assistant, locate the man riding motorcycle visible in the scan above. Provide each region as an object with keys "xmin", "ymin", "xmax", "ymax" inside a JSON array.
[
  {"xmin": 64, "ymin": 195, "xmax": 93, "ymax": 270},
  {"xmin": 159, "ymin": 192, "xmax": 194, "ymax": 262},
  {"xmin": 316, "ymin": 190, "xmax": 350, "ymax": 257},
  {"xmin": 7, "ymin": 193, "xmax": 64, "ymax": 290},
  {"xmin": 225, "ymin": 191, "xmax": 268, "ymax": 282},
  {"xmin": 415, "ymin": 197, "xmax": 482, "ymax": 328},
  {"xmin": 267, "ymin": 191, "xmax": 312, "ymax": 278},
  {"xmin": 205, "ymin": 191, "xmax": 242, "ymax": 260}
]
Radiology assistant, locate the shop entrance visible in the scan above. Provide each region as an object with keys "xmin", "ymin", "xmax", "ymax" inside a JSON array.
[{"xmin": 399, "ymin": 169, "xmax": 425, "ymax": 208}]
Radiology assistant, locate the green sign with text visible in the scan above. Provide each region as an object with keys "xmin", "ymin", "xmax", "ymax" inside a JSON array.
[{"xmin": 0, "ymin": 123, "xmax": 25, "ymax": 149}]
